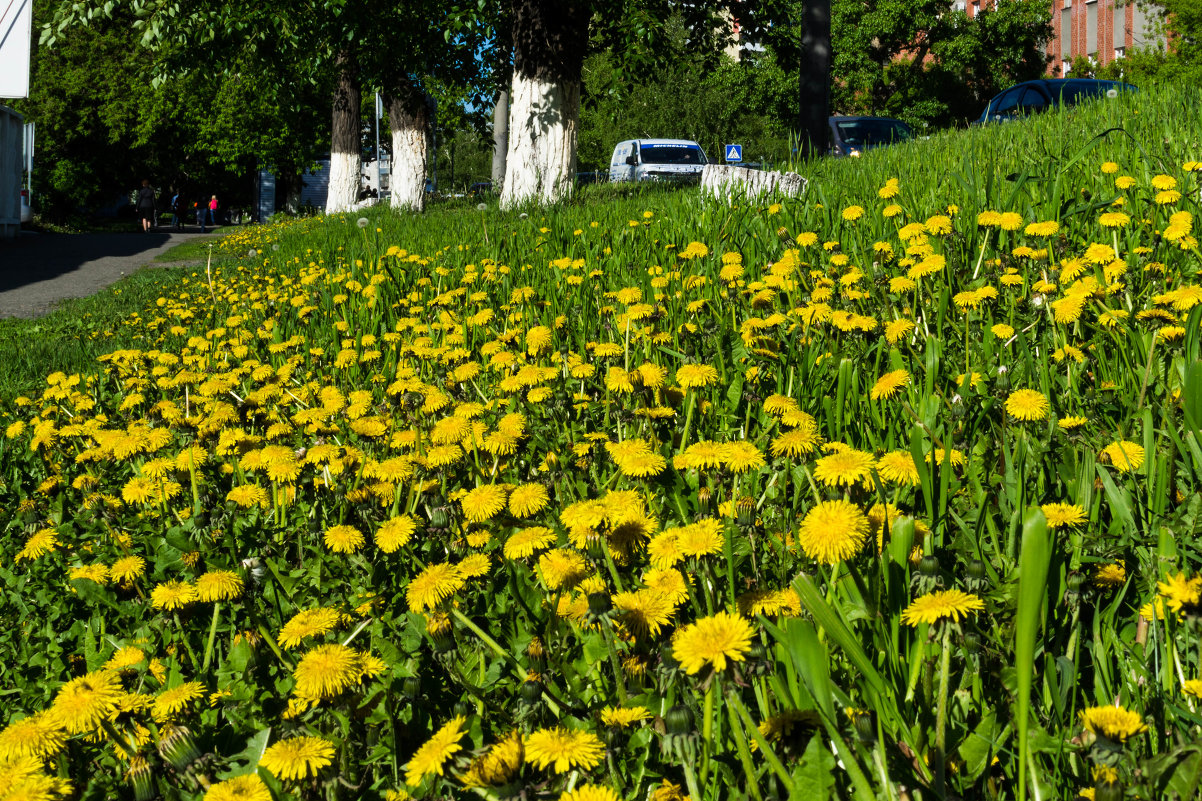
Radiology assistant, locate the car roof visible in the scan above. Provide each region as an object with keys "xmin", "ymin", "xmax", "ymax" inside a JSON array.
[
  {"xmin": 633, "ymin": 139, "xmax": 702, "ymax": 146},
  {"xmin": 829, "ymin": 116, "xmax": 909, "ymax": 123},
  {"xmin": 1003, "ymin": 78, "xmax": 1133, "ymax": 90}
]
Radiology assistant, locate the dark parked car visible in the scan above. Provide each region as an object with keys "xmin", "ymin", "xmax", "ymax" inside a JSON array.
[
  {"xmin": 828, "ymin": 116, "xmax": 913, "ymax": 157},
  {"xmin": 976, "ymin": 79, "xmax": 1136, "ymax": 124}
]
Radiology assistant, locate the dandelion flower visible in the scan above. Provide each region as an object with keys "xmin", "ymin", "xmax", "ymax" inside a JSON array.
[
  {"xmin": 876, "ymin": 451, "xmax": 920, "ymax": 486},
  {"xmin": 900, "ymin": 589, "xmax": 984, "ymax": 626},
  {"xmin": 406, "ymin": 716, "xmax": 467, "ymax": 786},
  {"xmin": 812, "ymin": 448, "xmax": 874, "ymax": 488},
  {"xmin": 538, "ymin": 549, "xmax": 589, "ymax": 591},
  {"xmin": 1101, "ymin": 440, "xmax": 1144, "ymax": 472},
  {"xmin": 109, "ymin": 555, "xmax": 146, "ymax": 584},
  {"xmin": 504, "ymin": 526, "xmax": 557, "ymax": 559},
  {"xmin": 1041, "ymin": 503, "xmax": 1087, "ymax": 529},
  {"xmin": 461, "ymin": 484, "xmax": 508, "ymax": 523},
  {"xmin": 676, "ymin": 364, "xmax": 719, "ymax": 388},
  {"xmin": 1157, "ymin": 572, "xmax": 1201, "ymax": 613},
  {"xmin": 46, "ymin": 670, "xmax": 122, "ymax": 734},
  {"xmin": 1005, "ymin": 389, "xmax": 1049, "ymax": 421},
  {"xmin": 1079, "ymin": 705, "xmax": 1146, "ymax": 742},
  {"xmin": 204, "ymin": 774, "xmax": 272, "ymax": 801},
  {"xmin": 871, "ymin": 369, "xmax": 910, "ymax": 400},
  {"xmin": 720, "ymin": 441, "xmax": 766, "ymax": 473},
  {"xmin": 599, "ymin": 706, "xmax": 651, "ymax": 728},
  {"xmin": 15, "ymin": 528, "xmax": 59, "ymax": 563},
  {"xmin": 292, "ymin": 644, "xmax": 362, "ymax": 701},
  {"xmin": 523, "ymin": 727, "xmax": 605, "ymax": 773},
  {"xmin": 672, "ymin": 611, "xmax": 754, "ymax": 674},
  {"xmin": 151, "ymin": 580, "xmax": 198, "ymax": 611},
  {"xmin": 260, "ymin": 736, "xmax": 336, "ymax": 781},
  {"xmin": 0, "ymin": 713, "xmax": 66, "ymax": 760},
  {"xmin": 798, "ymin": 500, "xmax": 869, "ymax": 564},
  {"xmin": 152, "ymin": 681, "xmax": 206, "ymax": 722},
  {"xmin": 508, "ymin": 483, "xmax": 550, "ymax": 517},
  {"xmin": 195, "ymin": 570, "xmax": 244, "ymax": 602},
  {"xmin": 771, "ymin": 427, "xmax": 822, "ymax": 458},
  {"xmin": 1094, "ymin": 562, "xmax": 1126, "ymax": 588},
  {"xmin": 278, "ymin": 607, "xmax": 345, "ymax": 649},
  {"xmin": 460, "ymin": 730, "xmax": 524, "ymax": 789},
  {"xmin": 323, "ymin": 524, "xmax": 365, "ymax": 554},
  {"xmin": 376, "ymin": 516, "xmax": 417, "ymax": 552},
  {"xmin": 407, "ymin": 563, "xmax": 465, "ymax": 611},
  {"xmin": 560, "ymin": 787, "xmax": 620, "ymax": 801}
]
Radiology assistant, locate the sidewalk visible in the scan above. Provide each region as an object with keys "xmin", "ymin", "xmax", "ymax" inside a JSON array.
[{"xmin": 0, "ymin": 228, "xmax": 215, "ymax": 319}]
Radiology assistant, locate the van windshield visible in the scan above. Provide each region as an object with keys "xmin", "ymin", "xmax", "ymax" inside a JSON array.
[
  {"xmin": 834, "ymin": 119, "xmax": 911, "ymax": 147},
  {"xmin": 640, "ymin": 144, "xmax": 706, "ymax": 165}
]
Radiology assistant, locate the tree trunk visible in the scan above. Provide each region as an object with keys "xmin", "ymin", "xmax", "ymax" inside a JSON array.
[
  {"xmin": 492, "ymin": 89, "xmax": 509, "ymax": 186},
  {"xmin": 798, "ymin": 0, "xmax": 832, "ymax": 159},
  {"xmin": 500, "ymin": 1, "xmax": 591, "ymax": 209},
  {"xmin": 328, "ymin": 50, "xmax": 361, "ymax": 214},
  {"xmin": 386, "ymin": 78, "xmax": 429, "ymax": 212}
]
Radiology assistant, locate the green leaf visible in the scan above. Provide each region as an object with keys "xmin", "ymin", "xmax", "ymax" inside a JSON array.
[{"xmin": 1014, "ymin": 507, "xmax": 1050, "ymax": 801}]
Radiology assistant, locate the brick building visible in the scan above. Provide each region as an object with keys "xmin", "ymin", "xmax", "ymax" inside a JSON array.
[{"xmin": 955, "ymin": 0, "xmax": 1165, "ymax": 76}]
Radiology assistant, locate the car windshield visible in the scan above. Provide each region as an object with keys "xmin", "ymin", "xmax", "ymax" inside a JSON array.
[
  {"xmin": 640, "ymin": 144, "xmax": 706, "ymax": 165},
  {"xmin": 835, "ymin": 120, "xmax": 911, "ymax": 147}
]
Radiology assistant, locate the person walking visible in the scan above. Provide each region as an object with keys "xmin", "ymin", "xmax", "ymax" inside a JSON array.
[
  {"xmin": 136, "ymin": 180, "xmax": 157, "ymax": 232},
  {"xmin": 170, "ymin": 189, "xmax": 184, "ymax": 230},
  {"xmin": 208, "ymin": 195, "xmax": 219, "ymax": 228},
  {"xmin": 196, "ymin": 200, "xmax": 206, "ymax": 233}
]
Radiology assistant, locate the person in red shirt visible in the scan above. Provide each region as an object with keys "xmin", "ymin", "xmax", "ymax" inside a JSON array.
[{"xmin": 208, "ymin": 195, "xmax": 219, "ymax": 227}]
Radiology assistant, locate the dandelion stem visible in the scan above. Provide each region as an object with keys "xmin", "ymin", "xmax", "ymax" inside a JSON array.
[
  {"xmin": 167, "ymin": 612, "xmax": 200, "ymax": 671},
  {"xmin": 934, "ymin": 623, "xmax": 952, "ymax": 798},
  {"xmin": 450, "ymin": 607, "xmax": 562, "ymax": 716},
  {"xmin": 201, "ymin": 602, "xmax": 221, "ymax": 672}
]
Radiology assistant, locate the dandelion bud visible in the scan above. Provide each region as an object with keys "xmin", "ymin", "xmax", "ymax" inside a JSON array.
[
  {"xmin": 736, "ymin": 496, "xmax": 757, "ymax": 528},
  {"xmin": 1067, "ymin": 572, "xmax": 1088, "ymax": 593},
  {"xmin": 401, "ymin": 676, "xmax": 422, "ymax": 700},
  {"xmin": 127, "ymin": 755, "xmax": 154, "ymax": 801},
  {"xmin": 966, "ymin": 559, "xmax": 987, "ymax": 581},
  {"xmin": 520, "ymin": 678, "xmax": 544, "ymax": 702},
  {"xmin": 851, "ymin": 709, "xmax": 877, "ymax": 745},
  {"xmin": 427, "ymin": 505, "xmax": 450, "ymax": 531},
  {"xmin": 665, "ymin": 704, "xmax": 695, "ymax": 736},
  {"xmin": 453, "ymin": 701, "xmax": 473, "ymax": 717},
  {"xmin": 696, "ymin": 486, "xmax": 712, "ymax": 518},
  {"xmin": 587, "ymin": 592, "xmax": 612, "ymax": 618},
  {"xmin": 962, "ymin": 630, "xmax": 982, "ymax": 653},
  {"xmin": 527, "ymin": 637, "xmax": 546, "ymax": 660},
  {"xmin": 157, "ymin": 724, "xmax": 201, "ymax": 771},
  {"xmin": 919, "ymin": 555, "xmax": 940, "ymax": 578}
]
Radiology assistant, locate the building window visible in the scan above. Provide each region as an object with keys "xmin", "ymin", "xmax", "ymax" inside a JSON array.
[
  {"xmin": 1115, "ymin": 46, "xmax": 1126, "ymax": 60},
  {"xmin": 1063, "ymin": 0, "xmax": 1070, "ymax": 7},
  {"xmin": 1063, "ymin": 60, "xmax": 1072, "ymax": 75}
]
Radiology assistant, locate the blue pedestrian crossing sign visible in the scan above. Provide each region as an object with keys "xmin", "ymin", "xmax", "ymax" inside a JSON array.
[{"xmin": 724, "ymin": 144, "xmax": 743, "ymax": 163}]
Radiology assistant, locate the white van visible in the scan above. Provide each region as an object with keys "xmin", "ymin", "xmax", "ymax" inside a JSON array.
[{"xmin": 609, "ymin": 139, "xmax": 709, "ymax": 183}]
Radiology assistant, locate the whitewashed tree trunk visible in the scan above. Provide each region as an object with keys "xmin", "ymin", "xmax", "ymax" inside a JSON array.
[
  {"xmin": 327, "ymin": 52, "xmax": 361, "ymax": 214},
  {"xmin": 700, "ymin": 164, "xmax": 808, "ymax": 204},
  {"xmin": 499, "ymin": 0, "xmax": 591, "ymax": 210},
  {"xmin": 491, "ymin": 89, "xmax": 509, "ymax": 187},
  {"xmin": 501, "ymin": 74, "xmax": 578, "ymax": 208},
  {"xmin": 387, "ymin": 80, "xmax": 429, "ymax": 212}
]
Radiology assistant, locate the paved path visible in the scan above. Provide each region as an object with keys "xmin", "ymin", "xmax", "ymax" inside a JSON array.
[{"xmin": 0, "ymin": 228, "xmax": 218, "ymax": 319}]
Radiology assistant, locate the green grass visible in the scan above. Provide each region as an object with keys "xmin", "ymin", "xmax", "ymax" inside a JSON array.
[
  {"xmin": 0, "ymin": 267, "xmax": 195, "ymax": 399},
  {"xmin": 152, "ymin": 233, "xmax": 231, "ymax": 263}
]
